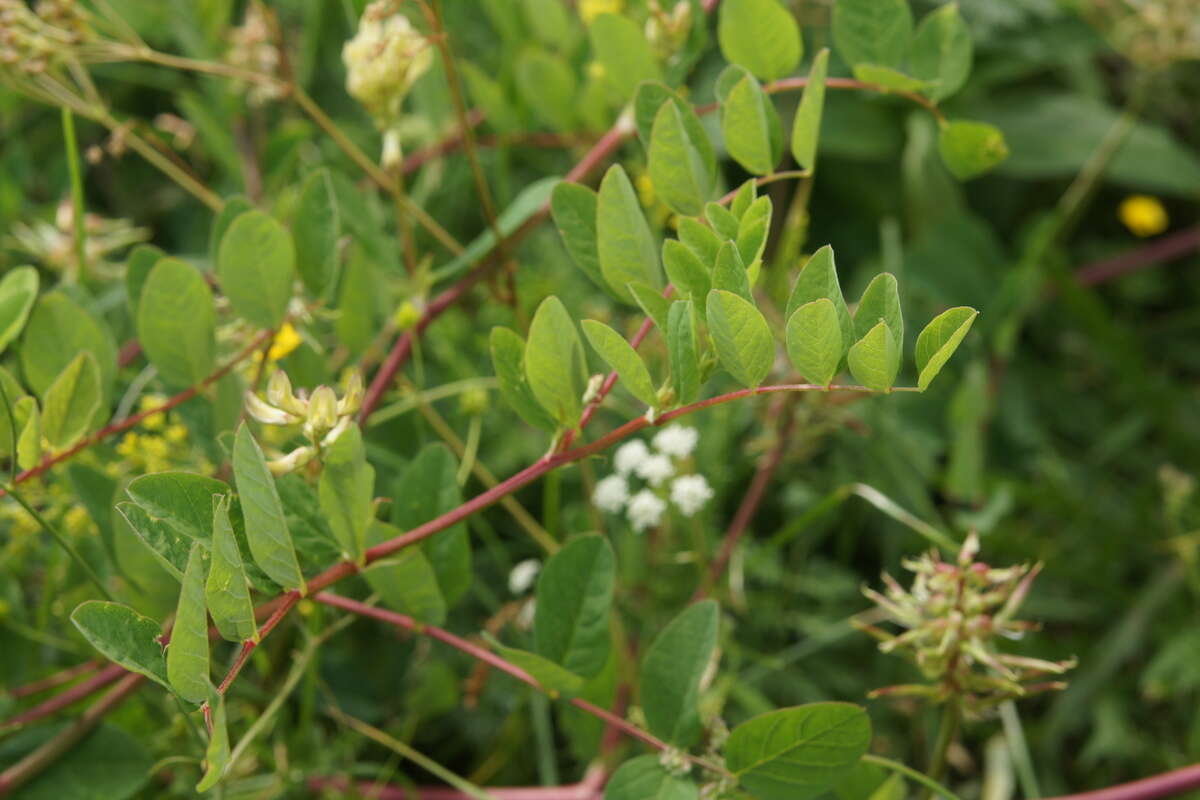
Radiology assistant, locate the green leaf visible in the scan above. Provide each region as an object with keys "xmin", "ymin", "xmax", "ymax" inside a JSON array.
[
  {"xmin": 117, "ymin": 502, "xmax": 189, "ymax": 580},
  {"xmin": 785, "ymin": 245, "xmax": 855, "ymax": 353},
  {"xmin": 167, "ymin": 543, "xmax": 210, "ymax": 704},
  {"xmin": 939, "ymin": 120, "xmax": 1009, "ymax": 180},
  {"xmin": 668, "ymin": 301, "xmax": 701, "ymax": 404},
  {"xmin": 365, "ymin": 520, "xmax": 447, "ymax": 626},
  {"xmin": 604, "ymin": 755, "xmax": 699, "ymax": 800},
  {"xmin": 851, "ymin": 64, "xmax": 934, "ymax": 93},
  {"xmin": 490, "ymin": 327, "xmax": 558, "ymax": 432},
  {"xmin": 729, "ymin": 179, "xmax": 757, "ymax": 220},
  {"xmin": 713, "ymin": 242, "xmax": 752, "ymax": 302},
  {"xmin": 1, "ymin": 723, "xmax": 151, "ymax": 800},
  {"xmin": 392, "ymin": 444, "xmax": 472, "ymax": 607},
  {"xmin": 534, "ymin": 534, "xmax": 615, "ymax": 678},
  {"xmin": 705, "ymin": 201, "xmax": 741, "ymax": 241},
  {"xmin": 853, "ymin": 272, "xmax": 903, "ymax": 346},
  {"xmin": 462, "ymin": 61, "xmax": 522, "ymax": 134},
  {"xmin": 435, "ymin": 177, "xmax": 560, "ymax": 283},
  {"xmin": 525, "ymin": 295, "xmax": 588, "ymax": 427},
  {"xmin": 137, "ymin": 257, "xmax": 217, "ymax": 388},
  {"xmin": 293, "ymin": 168, "xmax": 341, "ymax": 295},
  {"xmin": 515, "ymin": 49, "xmax": 577, "ymax": 131},
  {"xmin": 640, "ymin": 600, "xmax": 719, "ymax": 746},
  {"xmin": 786, "ymin": 299, "xmax": 843, "ymax": 387},
  {"xmin": 581, "ymin": 320, "xmax": 658, "ymax": 408},
  {"xmin": 910, "ymin": 2, "xmax": 972, "ymax": 102},
  {"xmin": 318, "ymin": 425, "xmax": 374, "ymax": 564},
  {"xmin": 196, "ymin": 691, "xmax": 230, "ymax": 792},
  {"xmin": 208, "ymin": 195, "xmax": 254, "ymax": 263},
  {"xmin": 124, "ymin": 245, "xmax": 163, "ymax": 320},
  {"xmin": 649, "ymin": 100, "xmax": 713, "ymax": 216},
  {"xmin": 678, "ymin": 217, "xmax": 721, "ymax": 266},
  {"xmin": 16, "ymin": 396, "xmax": 40, "ymax": 471},
  {"xmin": 791, "ymin": 49, "xmax": 830, "ymax": 172},
  {"xmin": 847, "ymin": 320, "xmax": 899, "ymax": 392},
  {"xmin": 589, "ymin": 13, "xmax": 662, "ymax": 101},
  {"xmin": 663, "ymin": 239, "xmax": 711, "ymax": 303},
  {"xmin": 629, "ymin": 281, "xmax": 672, "ymax": 331},
  {"xmin": 634, "ymin": 81, "xmax": 676, "ymax": 145},
  {"xmin": 736, "ymin": 196, "xmax": 772, "ymax": 267},
  {"xmin": 521, "ymin": 0, "xmax": 573, "ymax": 50},
  {"xmin": 19, "ymin": 291, "xmax": 116, "ymax": 399},
  {"xmin": 41, "ymin": 352, "xmax": 100, "ymax": 449},
  {"xmin": 494, "ymin": 642, "xmax": 585, "ymax": 695},
  {"xmin": 915, "ymin": 306, "xmax": 977, "ymax": 391},
  {"xmin": 597, "ymin": 165, "xmax": 662, "ymax": 303},
  {"xmin": 551, "ymin": 182, "xmax": 606, "ymax": 292},
  {"xmin": 126, "ymin": 472, "xmax": 231, "ymax": 544},
  {"xmin": 216, "ymin": 210, "xmax": 295, "ymax": 329},
  {"xmin": 718, "ymin": 0, "xmax": 801, "ymax": 81},
  {"xmin": 706, "ymin": 289, "xmax": 774, "ymax": 388},
  {"xmin": 721, "ymin": 72, "xmax": 783, "ymax": 176},
  {"xmin": 70, "ymin": 600, "xmax": 170, "ymax": 691},
  {"xmin": 0, "ymin": 265, "xmax": 38, "ymax": 355},
  {"xmin": 205, "ymin": 494, "xmax": 258, "ymax": 643},
  {"xmin": 232, "ymin": 424, "xmax": 305, "ymax": 592},
  {"xmin": 725, "ymin": 703, "xmax": 872, "ymax": 800},
  {"xmin": 832, "ymin": 0, "xmax": 913, "ymax": 69}
]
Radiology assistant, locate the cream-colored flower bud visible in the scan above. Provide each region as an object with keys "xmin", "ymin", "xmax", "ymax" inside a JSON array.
[
  {"xmin": 267, "ymin": 370, "xmax": 307, "ymax": 416},
  {"xmin": 337, "ymin": 372, "xmax": 364, "ymax": 417},
  {"xmin": 319, "ymin": 415, "xmax": 353, "ymax": 450},
  {"xmin": 267, "ymin": 445, "xmax": 315, "ymax": 475},
  {"xmin": 244, "ymin": 390, "xmax": 299, "ymax": 425},
  {"xmin": 306, "ymin": 385, "xmax": 338, "ymax": 439},
  {"xmin": 342, "ymin": 2, "xmax": 432, "ymax": 124}
]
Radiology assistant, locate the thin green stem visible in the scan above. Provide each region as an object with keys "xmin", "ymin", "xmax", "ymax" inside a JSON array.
[
  {"xmin": 95, "ymin": 113, "xmax": 222, "ymax": 211},
  {"xmin": 61, "ymin": 108, "xmax": 87, "ymax": 279},
  {"xmin": 1001, "ymin": 700, "xmax": 1041, "ymax": 799},
  {"xmin": 862, "ymin": 755, "xmax": 965, "ymax": 800},
  {"xmin": 4, "ymin": 486, "xmax": 113, "ymax": 602},
  {"xmin": 326, "ymin": 705, "xmax": 503, "ymax": 800},
  {"xmin": 926, "ymin": 700, "xmax": 961, "ymax": 794}
]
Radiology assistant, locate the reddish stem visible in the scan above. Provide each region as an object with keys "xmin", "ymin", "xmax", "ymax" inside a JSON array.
[
  {"xmin": 698, "ymin": 399, "xmax": 797, "ymax": 599},
  {"xmin": 1045, "ymin": 764, "xmax": 1200, "ymax": 800},
  {"xmin": 307, "ymin": 766, "xmax": 606, "ymax": 800},
  {"xmin": 3, "ymin": 664, "xmax": 125, "ymax": 728},
  {"xmin": 1075, "ymin": 224, "xmax": 1200, "ymax": 286},
  {"xmin": 313, "ymin": 593, "xmax": 686, "ymax": 761},
  {"xmin": 8, "ymin": 661, "xmax": 99, "ymax": 699},
  {"xmin": 0, "ymin": 327, "xmax": 274, "ymax": 499}
]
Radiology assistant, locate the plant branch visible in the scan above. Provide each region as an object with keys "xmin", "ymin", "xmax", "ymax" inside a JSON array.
[
  {"xmin": 314, "ymin": 593, "xmax": 730, "ymax": 778},
  {"xmin": 61, "ymin": 108, "xmax": 87, "ymax": 277},
  {"xmin": 0, "ymin": 327, "xmax": 275, "ymax": 500},
  {"xmin": 1041, "ymin": 764, "xmax": 1200, "ymax": 800},
  {"xmin": 1075, "ymin": 224, "xmax": 1200, "ymax": 286}
]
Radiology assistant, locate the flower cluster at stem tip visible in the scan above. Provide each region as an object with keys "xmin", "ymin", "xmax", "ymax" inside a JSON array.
[
  {"xmin": 592, "ymin": 425, "xmax": 713, "ymax": 532},
  {"xmin": 859, "ymin": 532, "xmax": 1076, "ymax": 717},
  {"xmin": 244, "ymin": 369, "xmax": 363, "ymax": 474}
]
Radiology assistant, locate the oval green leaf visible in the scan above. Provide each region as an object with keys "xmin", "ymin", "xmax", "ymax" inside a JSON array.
[
  {"xmin": 525, "ymin": 296, "xmax": 588, "ymax": 427},
  {"xmin": 832, "ymin": 0, "xmax": 913, "ymax": 69},
  {"xmin": 589, "ymin": 13, "xmax": 662, "ymax": 102},
  {"xmin": 915, "ymin": 306, "xmax": 978, "ymax": 391},
  {"xmin": 534, "ymin": 534, "xmax": 615, "ymax": 678},
  {"xmin": 706, "ymin": 289, "xmax": 774, "ymax": 388},
  {"xmin": 206, "ymin": 494, "xmax": 258, "ymax": 643},
  {"xmin": 581, "ymin": 320, "xmax": 657, "ymax": 408},
  {"xmin": 910, "ymin": 2, "xmax": 972, "ymax": 102},
  {"xmin": 0, "ymin": 265, "xmax": 39, "ymax": 355},
  {"xmin": 639, "ymin": 599, "xmax": 719, "ymax": 747},
  {"xmin": 648, "ymin": 101, "xmax": 712, "ymax": 217},
  {"xmin": 167, "ymin": 543, "xmax": 211, "ymax": 704},
  {"xmin": 847, "ymin": 320, "xmax": 900, "ymax": 392},
  {"xmin": 232, "ymin": 424, "xmax": 305, "ymax": 593},
  {"xmin": 721, "ymin": 73, "xmax": 783, "ymax": 176},
  {"xmin": 318, "ymin": 425, "xmax": 374, "ymax": 564},
  {"xmin": 597, "ymin": 165, "xmax": 662, "ymax": 303},
  {"xmin": 786, "ymin": 299, "xmax": 843, "ymax": 387},
  {"xmin": 293, "ymin": 168, "xmax": 341, "ymax": 295},
  {"xmin": 551, "ymin": 182, "xmax": 606, "ymax": 292},
  {"xmin": 718, "ymin": 0, "xmax": 802, "ymax": 81},
  {"xmin": 41, "ymin": 351, "xmax": 101, "ymax": 449},
  {"xmin": 605, "ymin": 755, "xmax": 699, "ymax": 800},
  {"xmin": 791, "ymin": 49, "xmax": 830, "ymax": 172},
  {"xmin": 70, "ymin": 600, "xmax": 170, "ymax": 691},
  {"xmin": 137, "ymin": 257, "xmax": 217, "ymax": 388},
  {"xmin": 217, "ymin": 209, "xmax": 295, "ymax": 329},
  {"xmin": 668, "ymin": 300, "xmax": 701, "ymax": 404},
  {"xmin": 938, "ymin": 120, "xmax": 1009, "ymax": 180},
  {"xmin": 490, "ymin": 327, "xmax": 558, "ymax": 432}
]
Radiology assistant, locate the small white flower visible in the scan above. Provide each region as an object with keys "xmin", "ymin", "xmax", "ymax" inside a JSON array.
[
  {"xmin": 516, "ymin": 598, "xmax": 536, "ymax": 630},
  {"xmin": 652, "ymin": 425, "xmax": 699, "ymax": 458},
  {"xmin": 628, "ymin": 489, "xmax": 667, "ymax": 532},
  {"xmin": 670, "ymin": 475, "xmax": 714, "ymax": 517},
  {"xmin": 592, "ymin": 474, "xmax": 630, "ymax": 513},
  {"xmin": 508, "ymin": 559, "xmax": 541, "ymax": 595},
  {"xmin": 635, "ymin": 454, "xmax": 675, "ymax": 487},
  {"xmin": 614, "ymin": 439, "xmax": 651, "ymax": 475}
]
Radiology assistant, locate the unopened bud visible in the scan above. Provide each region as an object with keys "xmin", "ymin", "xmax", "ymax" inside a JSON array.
[
  {"xmin": 338, "ymin": 372, "xmax": 364, "ymax": 417},
  {"xmin": 306, "ymin": 385, "xmax": 338, "ymax": 437}
]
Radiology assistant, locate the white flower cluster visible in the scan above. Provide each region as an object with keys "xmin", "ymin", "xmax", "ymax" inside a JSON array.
[
  {"xmin": 342, "ymin": 1, "xmax": 432, "ymax": 123},
  {"xmin": 591, "ymin": 425, "xmax": 713, "ymax": 532}
]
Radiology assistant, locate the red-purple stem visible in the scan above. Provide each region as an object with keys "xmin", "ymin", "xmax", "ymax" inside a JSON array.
[{"xmin": 1075, "ymin": 224, "xmax": 1200, "ymax": 286}]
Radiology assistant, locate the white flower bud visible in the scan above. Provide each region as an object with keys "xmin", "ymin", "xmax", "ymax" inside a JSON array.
[
  {"xmin": 266, "ymin": 445, "xmax": 315, "ymax": 475},
  {"xmin": 305, "ymin": 385, "xmax": 338, "ymax": 439},
  {"xmin": 338, "ymin": 372, "xmax": 364, "ymax": 417},
  {"xmin": 267, "ymin": 370, "xmax": 306, "ymax": 416},
  {"xmin": 244, "ymin": 390, "xmax": 299, "ymax": 426},
  {"xmin": 508, "ymin": 559, "xmax": 541, "ymax": 595}
]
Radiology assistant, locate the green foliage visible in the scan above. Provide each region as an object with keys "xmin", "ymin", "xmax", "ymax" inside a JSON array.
[
  {"xmin": 909, "ymin": 2, "xmax": 972, "ymax": 102},
  {"xmin": 196, "ymin": 692, "xmax": 230, "ymax": 792},
  {"xmin": 533, "ymin": 534, "xmax": 615, "ymax": 677},
  {"xmin": 491, "ymin": 327, "xmax": 559, "ymax": 431},
  {"xmin": 706, "ymin": 289, "xmax": 774, "ymax": 388},
  {"xmin": 205, "ymin": 494, "xmax": 257, "ymax": 643},
  {"xmin": 137, "ymin": 257, "xmax": 216, "ymax": 388},
  {"xmin": 597, "ymin": 165, "xmax": 662, "ymax": 302},
  {"xmin": 70, "ymin": 601, "xmax": 170, "ymax": 691},
  {"xmin": 0, "ymin": 265, "xmax": 38, "ymax": 355},
  {"xmin": 166, "ymin": 544, "xmax": 210, "ymax": 704},
  {"xmin": 391, "ymin": 444, "xmax": 472, "ymax": 607},
  {"xmin": 604, "ymin": 755, "xmax": 698, "ymax": 800},
  {"xmin": 725, "ymin": 703, "xmax": 872, "ymax": 800},
  {"xmin": 718, "ymin": 0, "xmax": 802, "ymax": 81},
  {"xmin": 318, "ymin": 425, "xmax": 374, "ymax": 564},
  {"xmin": 41, "ymin": 352, "xmax": 100, "ymax": 449},
  {"xmin": 791, "ymin": 49, "xmax": 829, "ymax": 173},
  {"xmin": 720, "ymin": 69, "xmax": 784, "ymax": 176},
  {"xmin": 915, "ymin": 307, "xmax": 978, "ymax": 391},
  {"xmin": 589, "ymin": 13, "xmax": 662, "ymax": 101},
  {"xmin": 365, "ymin": 521, "xmax": 447, "ymax": 625},
  {"xmin": 786, "ymin": 299, "xmax": 844, "ymax": 387},
  {"xmin": 582, "ymin": 320, "xmax": 659, "ymax": 408},
  {"xmin": 217, "ymin": 210, "xmax": 295, "ymax": 329},
  {"xmin": 848, "ymin": 321, "xmax": 901, "ymax": 392},
  {"xmin": 639, "ymin": 600, "xmax": 719, "ymax": 747},
  {"xmin": 232, "ymin": 425, "xmax": 305, "ymax": 593},
  {"xmin": 293, "ymin": 169, "xmax": 341, "ymax": 295},
  {"xmin": 939, "ymin": 120, "xmax": 1010, "ymax": 179},
  {"xmin": 525, "ymin": 296, "xmax": 589, "ymax": 427},
  {"xmin": 832, "ymin": 0, "xmax": 913, "ymax": 69}
]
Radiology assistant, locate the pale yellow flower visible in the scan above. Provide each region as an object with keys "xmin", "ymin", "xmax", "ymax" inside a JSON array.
[
  {"xmin": 268, "ymin": 322, "xmax": 303, "ymax": 361},
  {"xmin": 580, "ymin": 0, "xmax": 623, "ymax": 25},
  {"xmin": 1119, "ymin": 194, "xmax": 1168, "ymax": 237}
]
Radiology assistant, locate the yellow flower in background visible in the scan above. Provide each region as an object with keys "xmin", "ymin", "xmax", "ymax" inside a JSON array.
[
  {"xmin": 580, "ymin": 0, "xmax": 623, "ymax": 25},
  {"xmin": 137, "ymin": 394, "xmax": 168, "ymax": 430},
  {"xmin": 1119, "ymin": 194, "xmax": 1168, "ymax": 237},
  {"xmin": 268, "ymin": 322, "xmax": 303, "ymax": 361}
]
